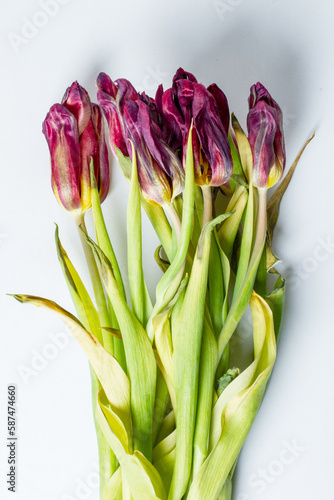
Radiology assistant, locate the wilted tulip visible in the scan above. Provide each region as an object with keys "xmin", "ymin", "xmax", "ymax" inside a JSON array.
[
  {"xmin": 97, "ymin": 73, "xmax": 184, "ymax": 206},
  {"xmin": 159, "ymin": 68, "xmax": 232, "ymax": 187},
  {"xmin": 97, "ymin": 73, "xmax": 138, "ymax": 158},
  {"xmin": 247, "ymin": 82, "xmax": 286, "ymax": 189},
  {"xmin": 43, "ymin": 82, "xmax": 110, "ymax": 214},
  {"xmin": 123, "ymin": 99, "xmax": 184, "ymax": 206}
]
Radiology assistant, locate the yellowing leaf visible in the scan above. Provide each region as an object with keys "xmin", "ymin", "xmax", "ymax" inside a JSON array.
[
  {"xmin": 12, "ymin": 295, "xmax": 132, "ymax": 438},
  {"xmin": 97, "ymin": 390, "xmax": 166, "ymax": 500},
  {"xmin": 189, "ymin": 292, "xmax": 276, "ymax": 500}
]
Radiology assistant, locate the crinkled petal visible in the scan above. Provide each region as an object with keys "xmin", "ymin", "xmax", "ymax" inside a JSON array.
[
  {"xmin": 207, "ymin": 83, "xmax": 230, "ymax": 133},
  {"xmin": 42, "ymin": 104, "xmax": 81, "ymax": 211},
  {"xmin": 247, "ymin": 101, "xmax": 277, "ymax": 188},
  {"xmin": 192, "ymin": 84, "xmax": 232, "ymax": 186},
  {"xmin": 249, "ymin": 82, "xmax": 286, "ymax": 184},
  {"xmin": 97, "ymin": 87, "xmax": 128, "ymax": 157},
  {"xmin": 61, "ymin": 82, "xmax": 92, "ymax": 136},
  {"xmin": 123, "ymin": 100, "xmax": 172, "ymax": 205},
  {"xmin": 97, "ymin": 72, "xmax": 118, "ymax": 99},
  {"xmin": 173, "ymin": 67, "xmax": 198, "ymax": 84},
  {"xmin": 92, "ymin": 104, "xmax": 110, "ymax": 203}
]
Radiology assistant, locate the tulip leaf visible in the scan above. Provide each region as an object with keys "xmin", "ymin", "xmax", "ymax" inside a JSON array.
[
  {"xmin": 153, "ymin": 429, "xmax": 176, "ymax": 492},
  {"xmin": 115, "ymin": 146, "xmax": 173, "ymax": 260},
  {"xmin": 154, "ymin": 245, "xmax": 170, "ymax": 273},
  {"xmin": 143, "ymin": 199, "xmax": 173, "ymax": 261},
  {"xmin": 102, "ymin": 327, "xmax": 122, "ymax": 340},
  {"xmin": 90, "ymin": 161, "xmax": 126, "ymax": 299},
  {"xmin": 265, "ymin": 276, "xmax": 285, "ymax": 342},
  {"xmin": 156, "ymin": 410, "xmax": 175, "ymax": 445},
  {"xmin": 188, "ymin": 292, "xmax": 276, "ymax": 500},
  {"xmin": 231, "ymin": 114, "xmax": 253, "ymax": 182},
  {"xmin": 102, "ymin": 468, "xmax": 122, "ymax": 500},
  {"xmin": 230, "ymin": 174, "xmax": 248, "ymax": 189},
  {"xmin": 217, "ymin": 186, "xmax": 268, "ymax": 364},
  {"xmin": 266, "ymin": 242, "xmax": 280, "ymax": 273},
  {"xmin": 55, "ymin": 225, "xmax": 102, "ymax": 343},
  {"xmin": 153, "ymin": 276, "xmax": 188, "ymax": 412},
  {"xmin": 208, "ymin": 232, "xmax": 225, "ymax": 336},
  {"xmin": 84, "ymin": 234, "xmax": 157, "ymax": 460},
  {"xmin": 154, "ymin": 448, "xmax": 176, "ymax": 494},
  {"xmin": 54, "ymin": 227, "xmax": 119, "ymax": 487},
  {"xmin": 90, "ymin": 160, "xmax": 128, "ymax": 369},
  {"xmin": 267, "ymin": 132, "xmax": 315, "ymax": 243},
  {"xmin": 146, "ymin": 126, "xmax": 195, "ymax": 342},
  {"xmin": 97, "ymin": 389, "xmax": 166, "ymax": 500},
  {"xmin": 218, "ymin": 186, "xmax": 247, "ymax": 257},
  {"xmin": 12, "ymin": 294, "xmax": 132, "ymax": 435},
  {"xmin": 217, "ymin": 367, "xmax": 241, "ymax": 397},
  {"xmin": 115, "ymin": 146, "xmax": 132, "ymax": 182},
  {"xmin": 153, "ymin": 429, "xmax": 176, "ymax": 464},
  {"xmin": 169, "ymin": 213, "xmax": 230, "ymax": 500},
  {"xmin": 228, "ymin": 132, "xmax": 246, "ymax": 193}
]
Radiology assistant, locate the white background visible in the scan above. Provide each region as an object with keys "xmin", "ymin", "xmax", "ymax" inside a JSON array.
[{"xmin": 1, "ymin": 0, "xmax": 334, "ymax": 499}]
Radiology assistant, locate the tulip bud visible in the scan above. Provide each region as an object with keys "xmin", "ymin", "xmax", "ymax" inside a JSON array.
[
  {"xmin": 247, "ymin": 82, "xmax": 286, "ymax": 189},
  {"xmin": 96, "ymin": 73, "xmax": 137, "ymax": 157},
  {"xmin": 43, "ymin": 82, "xmax": 110, "ymax": 214}
]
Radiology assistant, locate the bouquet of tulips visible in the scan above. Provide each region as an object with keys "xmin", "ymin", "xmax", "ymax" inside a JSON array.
[{"xmin": 13, "ymin": 68, "xmax": 312, "ymax": 500}]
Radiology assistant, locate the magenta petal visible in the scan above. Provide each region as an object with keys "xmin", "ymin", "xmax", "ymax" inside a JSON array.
[
  {"xmin": 115, "ymin": 78, "xmax": 139, "ymax": 113},
  {"xmin": 92, "ymin": 104, "xmax": 110, "ymax": 203},
  {"xmin": 97, "ymin": 75, "xmax": 138, "ymax": 158},
  {"xmin": 192, "ymin": 84, "xmax": 232, "ymax": 186},
  {"xmin": 96, "ymin": 72, "xmax": 118, "ymax": 99},
  {"xmin": 136, "ymin": 100, "xmax": 184, "ymax": 198},
  {"xmin": 160, "ymin": 88, "xmax": 184, "ymax": 151},
  {"xmin": 123, "ymin": 100, "xmax": 173, "ymax": 205},
  {"xmin": 61, "ymin": 82, "xmax": 92, "ymax": 136},
  {"xmin": 248, "ymin": 83, "xmax": 286, "ymax": 187},
  {"xmin": 247, "ymin": 101, "xmax": 277, "ymax": 188},
  {"xmin": 42, "ymin": 104, "xmax": 81, "ymax": 211},
  {"xmin": 207, "ymin": 83, "xmax": 230, "ymax": 134},
  {"xmin": 173, "ymin": 67, "xmax": 198, "ymax": 84},
  {"xmin": 97, "ymin": 87, "xmax": 128, "ymax": 157}
]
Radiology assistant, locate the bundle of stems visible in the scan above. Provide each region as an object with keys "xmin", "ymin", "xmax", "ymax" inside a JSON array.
[{"xmin": 12, "ymin": 73, "xmax": 313, "ymax": 500}]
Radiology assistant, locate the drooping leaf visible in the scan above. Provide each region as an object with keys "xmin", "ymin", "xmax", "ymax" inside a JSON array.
[
  {"xmin": 55, "ymin": 225, "xmax": 102, "ymax": 343},
  {"xmin": 169, "ymin": 214, "xmax": 230, "ymax": 500},
  {"xmin": 12, "ymin": 295, "xmax": 132, "ymax": 436},
  {"xmin": 97, "ymin": 390, "xmax": 166, "ymax": 500},
  {"xmin": 188, "ymin": 292, "xmax": 276, "ymax": 500},
  {"xmin": 231, "ymin": 114, "xmax": 253, "ymax": 182},
  {"xmin": 84, "ymin": 235, "xmax": 156, "ymax": 460},
  {"xmin": 102, "ymin": 468, "xmax": 122, "ymax": 500},
  {"xmin": 267, "ymin": 132, "xmax": 315, "ymax": 243}
]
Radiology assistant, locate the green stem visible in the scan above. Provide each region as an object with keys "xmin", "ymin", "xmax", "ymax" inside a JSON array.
[
  {"xmin": 201, "ymin": 185, "xmax": 213, "ymax": 227},
  {"xmin": 191, "ymin": 319, "xmax": 217, "ymax": 478},
  {"xmin": 90, "ymin": 367, "xmax": 117, "ymax": 498},
  {"xmin": 165, "ymin": 203, "xmax": 182, "ymax": 243},
  {"xmin": 233, "ymin": 182, "xmax": 254, "ymax": 299},
  {"xmin": 216, "ymin": 188, "xmax": 267, "ymax": 366}
]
